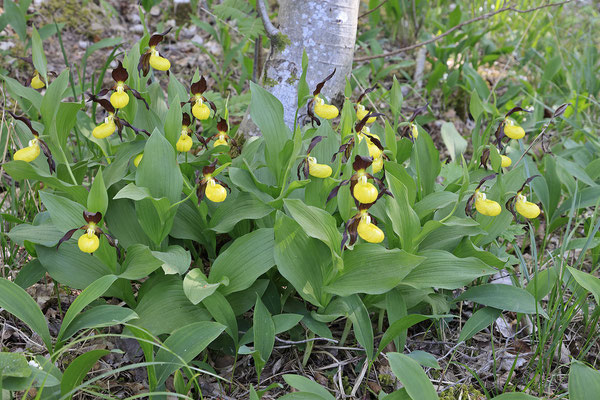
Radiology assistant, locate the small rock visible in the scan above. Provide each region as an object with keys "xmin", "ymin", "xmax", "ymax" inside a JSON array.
[
  {"xmin": 131, "ymin": 24, "xmax": 145, "ymax": 34},
  {"xmin": 78, "ymin": 40, "xmax": 89, "ymax": 49},
  {"xmin": 150, "ymin": 6, "xmax": 161, "ymax": 16},
  {"xmin": 89, "ymin": 22, "xmax": 104, "ymax": 33},
  {"xmin": 191, "ymin": 34, "xmax": 204, "ymax": 45},
  {"xmin": 0, "ymin": 42, "xmax": 15, "ymax": 51}
]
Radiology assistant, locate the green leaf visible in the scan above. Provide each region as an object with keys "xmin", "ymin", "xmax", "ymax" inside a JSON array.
[
  {"xmin": 440, "ymin": 122, "xmax": 467, "ymax": 161},
  {"xmin": 0, "ymin": 278, "xmax": 52, "ymax": 350},
  {"xmin": 491, "ymin": 394, "xmax": 539, "ymax": 400},
  {"xmin": 154, "ymin": 321, "xmax": 225, "ymax": 386},
  {"xmin": 4, "ymin": 0, "xmax": 26, "ymax": 41},
  {"xmin": 456, "ymin": 284, "xmax": 547, "ymax": 317},
  {"xmin": 136, "ymin": 130, "xmax": 183, "ymax": 203},
  {"xmin": 325, "ymin": 295, "xmax": 374, "ymax": 360},
  {"xmin": 407, "ymin": 350, "xmax": 441, "ymax": 369},
  {"xmin": 378, "ymin": 314, "xmax": 448, "ymax": 354},
  {"xmin": 249, "ymin": 81, "xmax": 291, "ymax": 182},
  {"xmin": 3, "ymin": 161, "xmax": 88, "ymax": 204},
  {"xmin": 87, "ymin": 169, "xmax": 108, "ymax": 215},
  {"xmin": 41, "ymin": 70, "xmax": 70, "ymax": 130},
  {"xmin": 387, "ymin": 353, "xmax": 439, "ymax": 400},
  {"xmin": 416, "ymin": 217, "xmax": 485, "ymax": 252},
  {"xmin": 203, "ymin": 291, "xmax": 239, "ymax": 345},
  {"xmin": 8, "ymin": 220, "xmax": 64, "ymax": 247},
  {"xmin": 469, "ymin": 90, "xmax": 484, "ymax": 120},
  {"xmin": 403, "ymin": 250, "xmax": 495, "ymax": 290},
  {"xmin": 386, "ymin": 175, "xmax": 421, "ymax": 252},
  {"xmin": 274, "ymin": 213, "xmax": 330, "ymax": 307},
  {"xmin": 283, "ymin": 375, "xmax": 335, "ymax": 400},
  {"xmin": 284, "ymin": 198, "xmax": 341, "ymax": 256},
  {"xmin": 40, "ymin": 191, "xmax": 86, "ymax": 233},
  {"xmin": 151, "ymin": 245, "xmax": 191, "ymax": 275},
  {"xmin": 390, "ymin": 75, "xmax": 403, "ymax": 116},
  {"xmin": 61, "ymin": 349, "xmax": 111, "ymax": 399},
  {"xmin": 569, "ymin": 360, "xmax": 600, "ymax": 400},
  {"xmin": 55, "ymin": 102, "xmax": 82, "ymax": 149},
  {"xmin": 57, "ymin": 275, "xmax": 118, "ymax": 343},
  {"xmin": 253, "ymin": 296, "xmax": 275, "ymax": 368},
  {"xmin": 133, "ymin": 274, "xmax": 211, "ymax": 336},
  {"xmin": 325, "ymin": 244, "xmax": 424, "ymax": 296},
  {"xmin": 412, "ymin": 130, "xmax": 441, "ymax": 198},
  {"xmin": 184, "ymin": 268, "xmax": 224, "ymax": 305},
  {"xmin": 36, "ymin": 243, "xmax": 113, "ymax": 290},
  {"xmin": 210, "ymin": 192, "xmax": 273, "ymax": 233},
  {"xmin": 0, "ymin": 352, "xmax": 30, "ymax": 377},
  {"xmin": 164, "ymin": 94, "xmax": 182, "ymax": 147},
  {"xmin": 209, "ymin": 228, "xmax": 275, "ymax": 295},
  {"xmin": 297, "ymin": 50, "xmax": 310, "ymax": 107},
  {"xmin": 60, "ymin": 305, "xmax": 138, "ymax": 342},
  {"xmin": 31, "ymin": 26, "xmax": 48, "ymax": 82},
  {"xmin": 458, "ymin": 307, "xmax": 502, "ymax": 342},
  {"xmin": 119, "ymin": 244, "xmax": 163, "ymax": 280},
  {"xmin": 567, "ymin": 267, "xmax": 600, "ymax": 305},
  {"xmin": 15, "ymin": 259, "xmax": 46, "ymax": 289}
]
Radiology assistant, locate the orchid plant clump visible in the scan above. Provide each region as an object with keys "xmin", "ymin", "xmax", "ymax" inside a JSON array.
[{"xmin": 1, "ymin": 19, "xmax": 590, "ymax": 400}]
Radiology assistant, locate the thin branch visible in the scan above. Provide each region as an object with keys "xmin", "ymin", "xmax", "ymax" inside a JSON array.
[
  {"xmin": 359, "ymin": 0, "xmax": 389, "ymax": 18},
  {"xmin": 256, "ymin": 0, "xmax": 280, "ymax": 38},
  {"xmin": 354, "ymin": 0, "xmax": 573, "ymax": 62}
]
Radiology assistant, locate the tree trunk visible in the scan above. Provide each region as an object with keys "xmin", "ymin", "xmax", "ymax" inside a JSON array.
[{"xmin": 241, "ymin": 0, "xmax": 360, "ymax": 136}]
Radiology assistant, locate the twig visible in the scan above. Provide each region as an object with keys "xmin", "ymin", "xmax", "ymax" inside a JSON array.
[
  {"xmin": 256, "ymin": 0, "xmax": 280, "ymax": 39},
  {"xmin": 359, "ymin": 0, "xmax": 389, "ymax": 19},
  {"xmin": 353, "ymin": 0, "xmax": 573, "ymax": 62},
  {"xmin": 275, "ymin": 336, "xmax": 338, "ymax": 345}
]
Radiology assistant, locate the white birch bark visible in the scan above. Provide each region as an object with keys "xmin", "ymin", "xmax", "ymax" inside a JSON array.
[{"xmin": 241, "ymin": 0, "xmax": 360, "ymax": 136}]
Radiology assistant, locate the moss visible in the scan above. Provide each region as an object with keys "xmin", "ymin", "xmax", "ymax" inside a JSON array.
[
  {"xmin": 271, "ymin": 32, "xmax": 291, "ymax": 53},
  {"xmin": 286, "ymin": 70, "xmax": 298, "ymax": 85},
  {"xmin": 440, "ymin": 384, "xmax": 485, "ymax": 400},
  {"xmin": 262, "ymin": 76, "xmax": 279, "ymax": 88},
  {"xmin": 40, "ymin": 0, "xmax": 108, "ymax": 39},
  {"xmin": 379, "ymin": 373, "xmax": 395, "ymax": 386}
]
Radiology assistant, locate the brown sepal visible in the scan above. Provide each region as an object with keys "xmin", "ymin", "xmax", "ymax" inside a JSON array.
[
  {"xmin": 356, "ymin": 86, "xmax": 377, "ymax": 104},
  {"xmin": 217, "ymin": 118, "xmax": 228, "ymax": 133},
  {"xmin": 138, "ymin": 52, "xmax": 151, "ymax": 77},
  {"xmin": 352, "ymin": 155, "xmax": 373, "ymax": 171},
  {"xmin": 149, "ymin": 27, "xmax": 172, "ymax": 47},
  {"xmin": 505, "ymin": 106, "xmax": 529, "ymax": 118},
  {"xmin": 312, "ymin": 69, "xmax": 336, "ymax": 96},
  {"xmin": 112, "ymin": 61, "xmax": 129, "ymax": 82},
  {"xmin": 202, "ymin": 159, "xmax": 218, "ymax": 176},
  {"xmin": 88, "ymin": 93, "xmax": 116, "ymax": 114},
  {"xmin": 480, "ymin": 148, "xmax": 490, "ymax": 169},
  {"xmin": 306, "ymin": 98, "xmax": 321, "ymax": 127},
  {"xmin": 83, "ymin": 211, "xmax": 102, "ymax": 224},
  {"xmin": 341, "ymin": 215, "xmax": 361, "ymax": 250},
  {"xmin": 191, "ymin": 76, "xmax": 207, "ymax": 95},
  {"xmin": 182, "ymin": 113, "xmax": 191, "ymax": 127}
]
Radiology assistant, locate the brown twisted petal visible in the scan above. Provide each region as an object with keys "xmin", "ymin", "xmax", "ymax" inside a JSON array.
[
  {"xmin": 88, "ymin": 95, "xmax": 116, "ymax": 114},
  {"xmin": 138, "ymin": 53, "xmax": 151, "ymax": 77},
  {"xmin": 356, "ymin": 86, "xmax": 377, "ymax": 104},
  {"xmin": 6, "ymin": 111, "xmax": 40, "ymax": 137},
  {"xmin": 517, "ymin": 175, "xmax": 541, "ymax": 194},
  {"xmin": 312, "ymin": 69, "xmax": 336, "ymax": 96},
  {"xmin": 57, "ymin": 227, "xmax": 82, "ymax": 249},
  {"xmin": 341, "ymin": 215, "xmax": 361, "ymax": 250},
  {"xmin": 37, "ymin": 139, "xmax": 56, "ymax": 173},
  {"xmin": 505, "ymin": 106, "xmax": 529, "ymax": 118},
  {"xmin": 307, "ymin": 136, "xmax": 324, "ymax": 154},
  {"xmin": 128, "ymin": 88, "xmax": 150, "ymax": 110},
  {"xmin": 306, "ymin": 98, "xmax": 321, "ymax": 127}
]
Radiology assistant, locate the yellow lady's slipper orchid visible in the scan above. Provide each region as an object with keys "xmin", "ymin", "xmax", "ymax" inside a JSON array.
[
  {"xmin": 500, "ymin": 155, "xmax": 512, "ymax": 168},
  {"xmin": 110, "ymin": 84, "xmax": 130, "ymax": 109},
  {"xmin": 133, "ymin": 153, "xmax": 143, "ymax": 167},
  {"xmin": 205, "ymin": 179, "xmax": 227, "ymax": 202},
  {"xmin": 314, "ymin": 97, "xmax": 339, "ymax": 119},
  {"xmin": 358, "ymin": 128, "xmax": 383, "ymax": 159},
  {"xmin": 78, "ymin": 227, "xmax": 100, "ymax": 253},
  {"xmin": 92, "ymin": 115, "xmax": 117, "ymax": 139},
  {"xmin": 307, "ymin": 156, "xmax": 332, "ymax": 178},
  {"xmin": 193, "ymin": 101, "xmax": 211, "ymax": 120},
  {"xmin": 356, "ymin": 104, "xmax": 376, "ymax": 124},
  {"xmin": 357, "ymin": 212, "xmax": 384, "ymax": 243},
  {"xmin": 214, "ymin": 134, "xmax": 229, "ymax": 148},
  {"xmin": 14, "ymin": 138, "xmax": 41, "ymax": 162},
  {"xmin": 176, "ymin": 133, "xmax": 193, "ymax": 152},
  {"xmin": 515, "ymin": 193, "xmax": 540, "ymax": 219},
  {"xmin": 31, "ymin": 72, "xmax": 45, "ymax": 89},
  {"xmin": 504, "ymin": 121, "xmax": 525, "ymax": 140},
  {"xmin": 411, "ymin": 123, "xmax": 419, "ymax": 140},
  {"xmin": 372, "ymin": 156, "xmax": 383, "ymax": 173},
  {"xmin": 474, "ymin": 190, "xmax": 501, "ymax": 216},
  {"xmin": 149, "ymin": 48, "xmax": 171, "ymax": 71},
  {"xmin": 353, "ymin": 175, "xmax": 378, "ymax": 204}
]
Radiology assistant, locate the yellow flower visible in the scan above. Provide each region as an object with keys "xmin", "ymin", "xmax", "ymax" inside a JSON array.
[
  {"xmin": 92, "ymin": 115, "xmax": 117, "ymax": 139},
  {"xmin": 30, "ymin": 72, "xmax": 45, "ymax": 89},
  {"xmin": 356, "ymin": 104, "xmax": 376, "ymax": 123},
  {"xmin": 133, "ymin": 153, "xmax": 143, "ymax": 167},
  {"xmin": 410, "ymin": 123, "xmax": 419, "ymax": 140},
  {"xmin": 205, "ymin": 179, "xmax": 227, "ymax": 202},
  {"xmin": 500, "ymin": 155, "xmax": 512, "ymax": 168},
  {"xmin": 214, "ymin": 133, "xmax": 229, "ymax": 148},
  {"xmin": 357, "ymin": 212, "xmax": 384, "ymax": 243},
  {"xmin": 176, "ymin": 133, "xmax": 193, "ymax": 152},
  {"xmin": 14, "ymin": 138, "xmax": 41, "ymax": 162},
  {"xmin": 78, "ymin": 227, "xmax": 100, "ymax": 253},
  {"xmin": 314, "ymin": 97, "xmax": 339, "ymax": 119},
  {"xmin": 110, "ymin": 84, "xmax": 130, "ymax": 109},
  {"xmin": 358, "ymin": 128, "xmax": 383, "ymax": 159},
  {"xmin": 504, "ymin": 121, "xmax": 525, "ymax": 140},
  {"xmin": 192, "ymin": 100, "xmax": 211, "ymax": 120},
  {"xmin": 515, "ymin": 193, "xmax": 540, "ymax": 219},
  {"xmin": 149, "ymin": 47, "xmax": 171, "ymax": 71},
  {"xmin": 353, "ymin": 175, "xmax": 378, "ymax": 204},
  {"xmin": 474, "ymin": 190, "xmax": 501, "ymax": 216},
  {"xmin": 372, "ymin": 156, "xmax": 383, "ymax": 173},
  {"xmin": 307, "ymin": 156, "xmax": 332, "ymax": 178}
]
